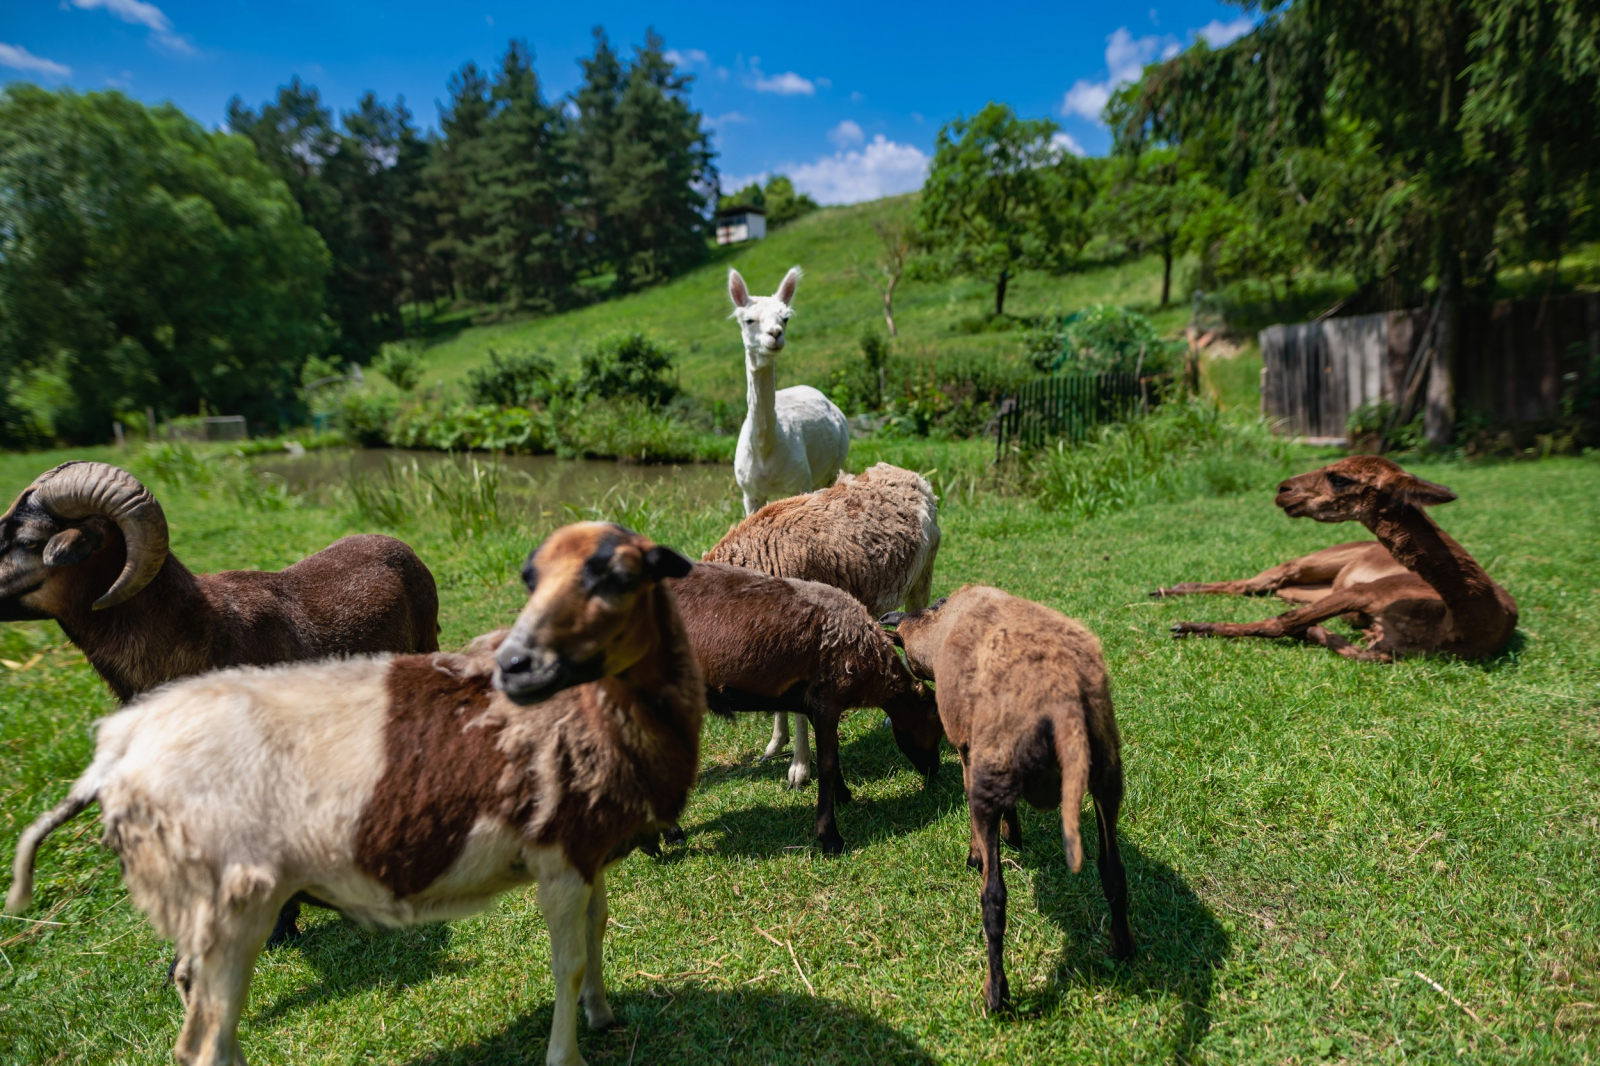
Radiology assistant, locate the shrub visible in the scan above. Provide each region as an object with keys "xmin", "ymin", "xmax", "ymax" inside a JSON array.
[
  {"xmin": 1028, "ymin": 305, "xmax": 1183, "ymax": 375},
  {"xmin": 389, "ymin": 404, "xmax": 546, "ymax": 453},
  {"xmin": 1025, "ymin": 393, "xmax": 1295, "ymax": 519},
  {"xmin": 373, "ymin": 341, "xmax": 425, "ymax": 392},
  {"xmin": 466, "ymin": 348, "xmax": 567, "ymax": 407},
  {"xmin": 340, "ymin": 391, "xmax": 400, "ymax": 447},
  {"xmin": 578, "ymin": 333, "xmax": 680, "ymax": 408}
]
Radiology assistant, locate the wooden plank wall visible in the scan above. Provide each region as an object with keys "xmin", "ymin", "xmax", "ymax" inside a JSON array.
[{"xmin": 1261, "ymin": 295, "xmax": 1597, "ymax": 437}]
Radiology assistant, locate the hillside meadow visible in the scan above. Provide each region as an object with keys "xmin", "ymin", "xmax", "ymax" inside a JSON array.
[
  {"xmin": 408, "ymin": 195, "xmax": 1199, "ymax": 404},
  {"xmin": 0, "ymin": 440, "xmax": 1596, "ymax": 1064}
]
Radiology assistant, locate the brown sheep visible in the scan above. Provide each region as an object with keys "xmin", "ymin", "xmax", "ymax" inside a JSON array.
[
  {"xmin": 0, "ymin": 461, "xmax": 440, "ymax": 701},
  {"xmin": 8, "ymin": 522, "xmax": 702, "ymax": 1066},
  {"xmin": 704, "ymin": 462, "xmax": 940, "ymax": 785},
  {"xmin": 1162, "ymin": 456, "xmax": 1518, "ymax": 661},
  {"xmin": 882, "ymin": 586, "xmax": 1134, "ymax": 1012},
  {"xmin": 673, "ymin": 561, "xmax": 943, "ymax": 854}
]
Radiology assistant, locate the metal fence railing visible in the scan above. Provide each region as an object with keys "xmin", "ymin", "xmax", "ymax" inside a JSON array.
[{"xmin": 994, "ymin": 372, "xmax": 1150, "ymax": 457}]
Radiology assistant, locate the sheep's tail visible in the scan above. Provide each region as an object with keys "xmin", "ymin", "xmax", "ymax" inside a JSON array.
[
  {"xmin": 1053, "ymin": 708, "xmax": 1091, "ymax": 874},
  {"xmin": 7, "ymin": 766, "xmax": 106, "ymax": 914}
]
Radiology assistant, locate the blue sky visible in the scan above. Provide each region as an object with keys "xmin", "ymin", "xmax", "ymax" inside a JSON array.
[{"xmin": 1, "ymin": 1, "xmax": 1255, "ymax": 204}]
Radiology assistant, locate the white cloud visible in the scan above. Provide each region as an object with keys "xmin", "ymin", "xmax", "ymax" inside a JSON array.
[
  {"xmin": 664, "ymin": 47, "xmax": 709, "ymax": 68},
  {"xmin": 789, "ymin": 135, "xmax": 929, "ymax": 205},
  {"xmin": 1051, "ymin": 131, "xmax": 1087, "ymax": 157},
  {"xmin": 1061, "ymin": 27, "xmax": 1179, "ymax": 123},
  {"xmin": 69, "ymin": 0, "xmax": 194, "ymax": 55},
  {"xmin": 71, "ymin": 0, "xmax": 170, "ymax": 33},
  {"xmin": 0, "ymin": 42, "xmax": 71, "ymax": 77},
  {"xmin": 1196, "ymin": 15, "xmax": 1254, "ymax": 48},
  {"xmin": 721, "ymin": 170, "xmax": 769, "ymax": 193},
  {"xmin": 850, "ymin": 90, "xmax": 864, "ymax": 103},
  {"xmin": 706, "ymin": 111, "xmax": 752, "ymax": 130},
  {"xmin": 748, "ymin": 58, "xmax": 815, "ymax": 96},
  {"xmin": 828, "ymin": 119, "xmax": 864, "ymax": 149}
]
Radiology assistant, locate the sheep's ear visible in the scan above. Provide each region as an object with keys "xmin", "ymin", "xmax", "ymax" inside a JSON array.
[
  {"xmin": 43, "ymin": 525, "xmax": 103, "ymax": 568},
  {"xmin": 643, "ymin": 545, "xmax": 693, "ymax": 580},
  {"xmin": 879, "ymin": 610, "xmax": 908, "ymax": 628},
  {"xmin": 1397, "ymin": 475, "xmax": 1457, "ymax": 508},
  {"xmin": 728, "ymin": 269, "xmax": 750, "ymax": 308},
  {"xmin": 776, "ymin": 266, "xmax": 801, "ymax": 306}
]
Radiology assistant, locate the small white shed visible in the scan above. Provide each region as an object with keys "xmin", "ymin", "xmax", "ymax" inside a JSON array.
[{"xmin": 715, "ymin": 206, "xmax": 767, "ymax": 245}]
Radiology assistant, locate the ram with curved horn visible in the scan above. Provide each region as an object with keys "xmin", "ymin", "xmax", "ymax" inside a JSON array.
[{"xmin": 0, "ymin": 461, "xmax": 441, "ymax": 701}]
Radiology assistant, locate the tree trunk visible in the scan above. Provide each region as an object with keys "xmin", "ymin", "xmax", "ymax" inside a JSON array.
[
  {"xmin": 994, "ymin": 269, "xmax": 1010, "ymax": 317},
  {"xmin": 883, "ymin": 277, "xmax": 899, "ymax": 337},
  {"xmin": 1161, "ymin": 242, "xmax": 1173, "ymax": 308}
]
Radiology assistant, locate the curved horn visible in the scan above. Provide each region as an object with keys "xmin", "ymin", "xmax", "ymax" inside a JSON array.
[{"xmin": 28, "ymin": 462, "xmax": 168, "ymax": 610}]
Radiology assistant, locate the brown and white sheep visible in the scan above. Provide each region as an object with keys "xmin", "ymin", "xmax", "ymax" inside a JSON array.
[
  {"xmin": 882, "ymin": 586, "xmax": 1134, "ymax": 1012},
  {"xmin": 0, "ymin": 461, "xmax": 440, "ymax": 702},
  {"xmin": 703, "ymin": 462, "xmax": 940, "ymax": 787},
  {"xmin": 673, "ymin": 561, "xmax": 943, "ymax": 854},
  {"xmin": 7, "ymin": 522, "xmax": 702, "ymax": 1066}
]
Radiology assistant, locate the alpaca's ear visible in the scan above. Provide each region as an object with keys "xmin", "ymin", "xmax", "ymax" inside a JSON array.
[
  {"xmin": 776, "ymin": 266, "xmax": 802, "ymax": 306},
  {"xmin": 728, "ymin": 269, "xmax": 750, "ymax": 308},
  {"xmin": 1396, "ymin": 474, "xmax": 1457, "ymax": 508}
]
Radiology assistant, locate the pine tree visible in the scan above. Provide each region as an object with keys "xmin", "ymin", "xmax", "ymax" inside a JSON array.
[
  {"xmin": 418, "ymin": 62, "xmax": 493, "ymax": 301},
  {"xmin": 609, "ymin": 32, "xmax": 717, "ymax": 290},
  {"xmin": 571, "ymin": 28, "xmax": 626, "ymax": 282},
  {"xmin": 463, "ymin": 41, "xmax": 574, "ymax": 310}
]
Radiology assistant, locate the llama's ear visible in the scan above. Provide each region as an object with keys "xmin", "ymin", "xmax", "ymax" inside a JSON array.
[
  {"xmin": 776, "ymin": 266, "xmax": 801, "ymax": 306},
  {"xmin": 728, "ymin": 269, "xmax": 750, "ymax": 308},
  {"xmin": 1397, "ymin": 475, "xmax": 1457, "ymax": 508}
]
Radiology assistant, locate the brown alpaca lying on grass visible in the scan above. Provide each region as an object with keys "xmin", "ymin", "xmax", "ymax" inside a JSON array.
[
  {"xmin": 1158, "ymin": 456, "xmax": 1518, "ymax": 662},
  {"xmin": 882, "ymin": 586, "xmax": 1134, "ymax": 1013}
]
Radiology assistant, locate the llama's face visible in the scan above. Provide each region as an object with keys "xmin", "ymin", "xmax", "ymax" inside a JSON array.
[
  {"xmin": 1275, "ymin": 455, "xmax": 1456, "ymax": 525},
  {"xmin": 729, "ymin": 267, "xmax": 800, "ymax": 368}
]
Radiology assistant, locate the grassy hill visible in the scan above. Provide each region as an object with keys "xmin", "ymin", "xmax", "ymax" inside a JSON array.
[{"xmin": 412, "ymin": 195, "xmax": 1192, "ymax": 404}]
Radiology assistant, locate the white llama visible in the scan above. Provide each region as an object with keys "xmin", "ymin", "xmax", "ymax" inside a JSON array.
[
  {"xmin": 729, "ymin": 265, "xmax": 851, "ymax": 781},
  {"xmin": 730, "ymin": 266, "xmax": 850, "ymax": 514}
]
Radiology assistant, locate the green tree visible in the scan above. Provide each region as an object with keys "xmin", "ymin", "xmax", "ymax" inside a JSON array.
[
  {"xmin": 417, "ymin": 62, "xmax": 494, "ymax": 301},
  {"xmin": 571, "ymin": 28, "xmax": 628, "ymax": 283},
  {"xmin": 761, "ymin": 176, "xmax": 818, "ymax": 226},
  {"xmin": 918, "ymin": 103, "xmax": 1092, "ymax": 316},
  {"xmin": 608, "ymin": 32, "xmax": 717, "ymax": 289},
  {"xmin": 228, "ymin": 81, "xmax": 425, "ymax": 361},
  {"xmin": 462, "ymin": 41, "xmax": 574, "ymax": 311},
  {"xmin": 0, "ymin": 86, "xmax": 328, "ymax": 443},
  {"xmin": 1092, "ymin": 146, "xmax": 1216, "ymax": 307}
]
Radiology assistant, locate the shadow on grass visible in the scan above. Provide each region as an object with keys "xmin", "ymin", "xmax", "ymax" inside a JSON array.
[
  {"xmin": 402, "ymin": 986, "xmax": 935, "ymax": 1066},
  {"xmin": 688, "ymin": 726, "xmax": 966, "ymax": 857},
  {"xmin": 1018, "ymin": 809, "xmax": 1228, "ymax": 1063},
  {"xmin": 255, "ymin": 917, "xmax": 462, "ymax": 1023}
]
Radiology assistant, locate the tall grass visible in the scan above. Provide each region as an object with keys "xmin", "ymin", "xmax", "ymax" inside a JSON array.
[
  {"xmin": 347, "ymin": 455, "xmax": 505, "ymax": 538},
  {"xmin": 1022, "ymin": 393, "xmax": 1300, "ymax": 520}
]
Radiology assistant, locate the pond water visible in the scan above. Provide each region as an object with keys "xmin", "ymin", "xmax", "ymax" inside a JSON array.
[{"xmin": 251, "ymin": 448, "xmax": 739, "ymax": 513}]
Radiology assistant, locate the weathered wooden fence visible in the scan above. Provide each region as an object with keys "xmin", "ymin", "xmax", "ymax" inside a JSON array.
[
  {"xmin": 995, "ymin": 372, "xmax": 1147, "ymax": 455},
  {"xmin": 1260, "ymin": 293, "xmax": 1600, "ymax": 440}
]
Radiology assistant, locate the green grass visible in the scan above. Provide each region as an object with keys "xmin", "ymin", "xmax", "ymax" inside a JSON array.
[
  {"xmin": 1, "ymin": 444, "xmax": 1598, "ymax": 1064},
  {"xmin": 411, "ymin": 195, "xmax": 1191, "ymax": 404}
]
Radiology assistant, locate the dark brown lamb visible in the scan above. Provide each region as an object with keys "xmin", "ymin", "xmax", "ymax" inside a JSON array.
[{"xmin": 672, "ymin": 561, "xmax": 943, "ymax": 853}]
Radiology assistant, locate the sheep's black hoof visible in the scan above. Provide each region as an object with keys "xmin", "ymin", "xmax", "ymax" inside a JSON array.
[
  {"xmin": 1170, "ymin": 622, "xmax": 1195, "ymax": 638},
  {"xmin": 662, "ymin": 825, "xmax": 687, "ymax": 846},
  {"xmin": 1149, "ymin": 587, "xmax": 1170, "ymax": 599},
  {"xmin": 1109, "ymin": 932, "xmax": 1137, "ymax": 961},
  {"xmin": 983, "ymin": 978, "xmax": 1011, "ymax": 1015},
  {"xmin": 818, "ymin": 832, "xmax": 846, "ymax": 856},
  {"xmin": 834, "ymin": 782, "xmax": 854, "ymax": 804},
  {"xmin": 967, "ymin": 851, "xmax": 983, "ymax": 872}
]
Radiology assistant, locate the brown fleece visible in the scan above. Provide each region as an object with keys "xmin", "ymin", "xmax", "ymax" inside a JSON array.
[
  {"xmin": 1169, "ymin": 456, "xmax": 1518, "ymax": 661},
  {"xmin": 889, "ymin": 584, "xmax": 1134, "ymax": 1011},
  {"xmin": 703, "ymin": 463, "xmax": 939, "ymax": 615},
  {"xmin": 671, "ymin": 561, "xmax": 941, "ymax": 852},
  {"xmin": 5, "ymin": 501, "xmax": 439, "ymax": 703},
  {"xmin": 356, "ymin": 576, "xmax": 705, "ymax": 894}
]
